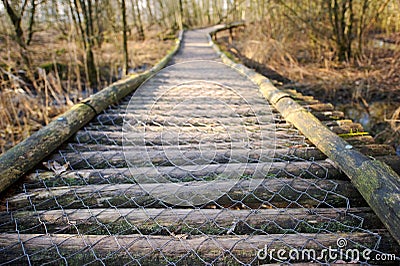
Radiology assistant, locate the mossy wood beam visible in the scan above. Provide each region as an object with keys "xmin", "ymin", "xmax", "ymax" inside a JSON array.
[
  {"xmin": 0, "ymin": 207, "xmax": 382, "ymax": 234},
  {"xmin": 209, "ymin": 25, "xmax": 400, "ymax": 244},
  {"xmin": 0, "ymin": 31, "xmax": 183, "ymax": 194},
  {"xmin": 5, "ymin": 179, "xmax": 364, "ymax": 210},
  {"xmin": 0, "ymin": 232, "xmax": 397, "ymax": 264}
]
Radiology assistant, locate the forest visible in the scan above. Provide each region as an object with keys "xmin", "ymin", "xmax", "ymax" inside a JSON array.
[{"xmin": 1, "ymin": 0, "xmax": 399, "ymax": 154}]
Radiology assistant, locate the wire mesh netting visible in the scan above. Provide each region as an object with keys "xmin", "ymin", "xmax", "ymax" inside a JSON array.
[{"xmin": 0, "ymin": 29, "xmax": 399, "ymax": 265}]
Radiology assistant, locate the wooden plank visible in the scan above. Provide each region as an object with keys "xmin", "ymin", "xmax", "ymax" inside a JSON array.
[
  {"xmin": 60, "ymin": 143, "xmax": 395, "ymax": 160},
  {"xmin": 48, "ymin": 149, "xmax": 326, "ymax": 169},
  {"xmin": 112, "ymin": 105, "xmax": 273, "ymax": 116},
  {"xmin": 115, "ymin": 102, "xmax": 334, "ymax": 112},
  {"xmin": 111, "ymin": 107, "xmax": 274, "ymax": 117},
  {"xmin": 92, "ymin": 113, "xmax": 277, "ymax": 126},
  {"xmin": 110, "ymin": 103, "xmax": 334, "ymax": 118},
  {"xmin": 91, "ymin": 112, "xmax": 342, "ymax": 127},
  {"xmin": 83, "ymin": 123, "xmax": 292, "ymax": 133},
  {"xmin": 84, "ymin": 121, "xmax": 363, "ymax": 135},
  {"xmin": 50, "ymin": 146, "xmax": 396, "ymax": 171},
  {"xmin": 72, "ymin": 130, "xmax": 301, "ymax": 146},
  {"xmin": 0, "ymin": 232, "xmax": 395, "ymax": 264},
  {"xmin": 72, "ymin": 130, "xmax": 372, "ymax": 148},
  {"xmin": 26, "ymin": 160, "xmax": 345, "ymax": 186},
  {"xmin": 61, "ymin": 142, "xmax": 274, "ymax": 152},
  {"xmin": 118, "ymin": 97, "xmax": 269, "ymax": 106},
  {"xmin": 5, "ymin": 178, "xmax": 364, "ymax": 210},
  {"xmin": 0, "ymin": 207, "xmax": 382, "ymax": 235}
]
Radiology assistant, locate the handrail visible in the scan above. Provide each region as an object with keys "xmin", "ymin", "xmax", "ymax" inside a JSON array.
[
  {"xmin": 0, "ymin": 31, "xmax": 184, "ymax": 194},
  {"xmin": 208, "ymin": 24, "xmax": 400, "ymax": 245}
]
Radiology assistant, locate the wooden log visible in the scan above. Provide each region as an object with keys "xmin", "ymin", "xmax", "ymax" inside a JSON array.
[
  {"xmin": 71, "ymin": 130, "xmax": 372, "ymax": 149},
  {"xmin": 328, "ymin": 123, "xmax": 364, "ymax": 135},
  {"xmin": 355, "ymin": 144, "xmax": 396, "ymax": 157},
  {"xmin": 116, "ymin": 100, "xmax": 330, "ymax": 111},
  {"xmin": 108, "ymin": 106, "xmax": 273, "ymax": 117},
  {"xmin": 73, "ymin": 130, "xmax": 297, "ymax": 147},
  {"xmin": 0, "ymin": 207, "xmax": 382, "ymax": 235},
  {"xmin": 61, "ymin": 141, "xmax": 395, "ymax": 160},
  {"xmin": 5, "ymin": 178, "xmax": 363, "ymax": 210},
  {"xmin": 28, "ymin": 159, "xmax": 341, "ymax": 183},
  {"xmin": 83, "ymin": 123, "xmax": 291, "ymax": 133},
  {"xmin": 35, "ymin": 154, "xmax": 400, "ymax": 187},
  {"xmin": 0, "ymin": 103, "xmax": 95, "ymax": 194},
  {"xmin": 48, "ymin": 149, "xmax": 298, "ymax": 168},
  {"xmin": 304, "ymin": 135, "xmax": 375, "ymax": 146},
  {"xmin": 312, "ymin": 110, "xmax": 345, "ymax": 120},
  {"xmin": 26, "ymin": 159, "xmax": 345, "ymax": 188},
  {"xmin": 0, "ymin": 232, "xmax": 396, "ymax": 265},
  {"xmin": 47, "ymin": 148, "xmax": 332, "ymax": 169},
  {"xmin": 0, "ymin": 31, "xmax": 184, "ymax": 195},
  {"xmin": 36, "ymin": 156, "xmax": 344, "ymax": 183},
  {"xmin": 323, "ymin": 119, "xmax": 353, "ymax": 126},
  {"xmin": 377, "ymin": 155, "xmax": 400, "ymax": 174},
  {"xmin": 94, "ymin": 110, "xmax": 343, "ymax": 127},
  {"xmin": 121, "ymin": 94, "xmax": 260, "ymax": 102},
  {"xmin": 93, "ymin": 112, "xmax": 342, "ymax": 127},
  {"xmin": 302, "ymin": 103, "xmax": 334, "ymax": 112},
  {"xmin": 61, "ymin": 142, "xmax": 272, "ymax": 152},
  {"xmin": 93, "ymin": 113, "xmax": 277, "ymax": 126},
  {"xmin": 69, "ymin": 133, "xmax": 302, "ymax": 149},
  {"xmin": 118, "ymin": 103, "xmax": 262, "ymax": 113},
  {"xmin": 84, "ymin": 121, "xmax": 363, "ymax": 139},
  {"xmin": 121, "ymin": 97, "xmax": 269, "ymax": 106},
  {"xmin": 128, "ymin": 84, "xmax": 259, "ymax": 95},
  {"xmin": 51, "ymin": 145, "xmax": 395, "ymax": 171},
  {"xmin": 213, "ymin": 39, "xmax": 400, "ymax": 244}
]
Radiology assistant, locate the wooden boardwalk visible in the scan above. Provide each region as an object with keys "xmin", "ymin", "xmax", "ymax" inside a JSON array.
[{"xmin": 0, "ymin": 27, "xmax": 399, "ymax": 265}]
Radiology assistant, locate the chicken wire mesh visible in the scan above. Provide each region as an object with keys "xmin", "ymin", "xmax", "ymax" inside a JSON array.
[{"xmin": 0, "ymin": 55, "xmax": 399, "ymax": 265}]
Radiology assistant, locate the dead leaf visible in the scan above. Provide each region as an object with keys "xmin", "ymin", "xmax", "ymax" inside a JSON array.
[{"xmin": 43, "ymin": 161, "xmax": 69, "ymax": 175}]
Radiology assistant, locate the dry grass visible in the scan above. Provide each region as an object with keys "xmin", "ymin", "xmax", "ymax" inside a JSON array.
[
  {"xmin": 231, "ymin": 25, "xmax": 400, "ymax": 102},
  {"xmin": 0, "ymin": 28, "xmax": 175, "ymax": 154},
  {"xmin": 387, "ymin": 106, "xmax": 400, "ymax": 135},
  {"xmin": 217, "ymin": 24, "xmax": 400, "ymax": 146}
]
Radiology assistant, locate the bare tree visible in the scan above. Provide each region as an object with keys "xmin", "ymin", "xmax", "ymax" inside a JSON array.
[
  {"xmin": 131, "ymin": 0, "xmax": 145, "ymax": 40},
  {"xmin": 121, "ymin": 0, "xmax": 129, "ymax": 75},
  {"xmin": 1, "ymin": 0, "xmax": 36, "ymax": 75},
  {"xmin": 69, "ymin": 0, "xmax": 98, "ymax": 87},
  {"xmin": 26, "ymin": 0, "xmax": 36, "ymax": 45},
  {"xmin": 1, "ymin": 0, "xmax": 27, "ymax": 48},
  {"xmin": 326, "ymin": 0, "xmax": 354, "ymax": 61}
]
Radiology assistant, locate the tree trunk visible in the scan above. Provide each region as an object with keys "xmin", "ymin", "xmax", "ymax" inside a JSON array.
[
  {"xmin": 74, "ymin": 0, "xmax": 98, "ymax": 87},
  {"xmin": 178, "ymin": 0, "xmax": 184, "ymax": 30},
  {"xmin": 1, "ymin": 0, "xmax": 25, "ymax": 48},
  {"xmin": 26, "ymin": 0, "xmax": 36, "ymax": 46},
  {"xmin": 121, "ymin": 0, "xmax": 129, "ymax": 75},
  {"xmin": 146, "ymin": 0, "xmax": 154, "ymax": 25},
  {"xmin": 131, "ymin": 0, "xmax": 145, "ymax": 40},
  {"xmin": 327, "ymin": 0, "xmax": 354, "ymax": 61}
]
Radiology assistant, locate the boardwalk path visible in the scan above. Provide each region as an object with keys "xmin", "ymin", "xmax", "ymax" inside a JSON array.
[{"xmin": 0, "ymin": 28, "xmax": 399, "ymax": 264}]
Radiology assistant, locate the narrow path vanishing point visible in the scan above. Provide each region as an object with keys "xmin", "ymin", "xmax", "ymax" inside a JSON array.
[{"xmin": 0, "ymin": 27, "xmax": 399, "ymax": 265}]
